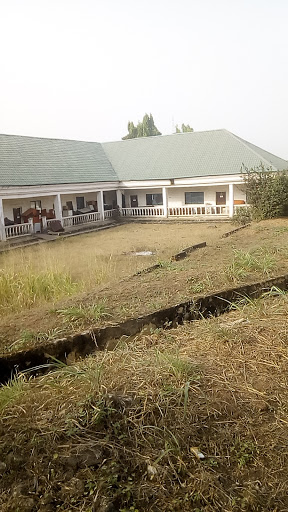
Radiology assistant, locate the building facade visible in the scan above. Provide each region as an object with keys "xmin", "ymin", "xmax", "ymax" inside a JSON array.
[{"xmin": 0, "ymin": 129, "xmax": 287, "ymax": 241}]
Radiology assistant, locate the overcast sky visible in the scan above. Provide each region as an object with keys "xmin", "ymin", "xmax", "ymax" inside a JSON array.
[{"xmin": 0, "ymin": 0, "xmax": 287, "ymax": 159}]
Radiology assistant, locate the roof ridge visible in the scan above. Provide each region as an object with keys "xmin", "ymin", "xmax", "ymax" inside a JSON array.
[
  {"xmin": 231, "ymin": 132, "xmax": 287, "ymax": 164},
  {"xmin": 225, "ymin": 130, "xmax": 281, "ymax": 170},
  {"xmin": 102, "ymin": 128, "xmax": 227, "ymax": 145}
]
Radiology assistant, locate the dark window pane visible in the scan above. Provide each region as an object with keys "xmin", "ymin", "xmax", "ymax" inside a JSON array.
[
  {"xmin": 146, "ymin": 193, "xmax": 163, "ymax": 206},
  {"xmin": 76, "ymin": 197, "xmax": 85, "ymax": 209},
  {"xmin": 185, "ymin": 192, "xmax": 204, "ymax": 204}
]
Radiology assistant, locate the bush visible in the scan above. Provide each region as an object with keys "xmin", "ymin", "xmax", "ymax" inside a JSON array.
[
  {"xmin": 233, "ymin": 206, "xmax": 252, "ymax": 225},
  {"xmin": 244, "ymin": 165, "xmax": 288, "ymax": 220}
]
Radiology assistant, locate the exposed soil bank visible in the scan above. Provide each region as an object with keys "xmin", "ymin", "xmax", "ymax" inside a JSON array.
[
  {"xmin": 135, "ymin": 241, "xmax": 207, "ymax": 275},
  {"xmin": 221, "ymin": 223, "xmax": 250, "ymax": 238},
  {"xmin": 1, "ymin": 273, "xmax": 287, "ymax": 385}
]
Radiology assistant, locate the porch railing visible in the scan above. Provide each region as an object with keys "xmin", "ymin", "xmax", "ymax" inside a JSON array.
[
  {"xmin": 169, "ymin": 205, "xmax": 227, "ymax": 216},
  {"xmin": 5, "ymin": 223, "xmax": 33, "ymax": 238},
  {"xmin": 121, "ymin": 207, "xmax": 165, "ymax": 217},
  {"xmin": 104, "ymin": 209, "xmax": 118, "ymax": 218},
  {"xmin": 62, "ymin": 211, "xmax": 101, "ymax": 228},
  {"xmin": 46, "ymin": 218, "xmax": 59, "ymax": 230}
]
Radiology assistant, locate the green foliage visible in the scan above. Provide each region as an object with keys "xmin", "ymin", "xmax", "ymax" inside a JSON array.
[
  {"xmin": 56, "ymin": 301, "xmax": 109, "ymax": 323},
  {"xmin": 232, "ymin": 206, "xmax": 252, "ymax": 225},
  {"xmin": 231, "ymin": 440, "xmax": 258, "ymax": 467},
  {"xmin": 122, "ymin": 113, "xmax": 161, "ymax": 140},
  {"xmin": 9, "ymin": 328, "xmax": 65, "ymax": 351},
  {"xmin": 175, "ymin": 123, "xmax": 194, "ymax": 133},
  {"xmin": 181, "ymin": 123, "xmax": 193, "ymax": 132},
  {"xmin": 187, "ymin": 274, "xmax": 213, "ymax": 293},
  {"xmin": 244, "ymin": 165, "xmax": 288, "ymax": 220},
  {"xmin": 0, "ymin": 375, "xmax": 26, "ymax": 412},
  {"xmin": 0, "ymin": 268, "xmax": 78, "ymax": 313},
  {"xmin": 226, "ymin": 249, "xmax": 275, "ymax": 282}
]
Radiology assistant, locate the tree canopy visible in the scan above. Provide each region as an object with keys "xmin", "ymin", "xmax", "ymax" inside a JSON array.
[
  {"xmin": 175, "ymin": 123, "xmax": 194, "ymax": 133},
  {"xmin": 122, "ymin": 114, "xmax": 161, "ymax": 140}
]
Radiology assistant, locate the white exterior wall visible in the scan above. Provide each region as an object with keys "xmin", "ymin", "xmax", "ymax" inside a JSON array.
[
  {"xmin": 167, "ymin": 186, "xmax": 228, "ymax": 206},
  {"xmin": 3, "ymin": 190, "xmax": 119, "ymax": 221},
  {"xmin": 3, "ymin": 196, "xmax": 55, "ymax": 221},
  {"xmin": 123, "ymin": 188, "xmax": 163, "ymax": 207},
  {"xmin": 168, "ymin": 185, "xmax": 246, "ymax": 206},
  {"xmin": 61, "ymin": 192, "xmax": 99, "ymax": 211},
  {"xmin": 60, "ymin": 191, "xmax": 116, "ymax": 210},
  {"xmin": 123, "ymin": 185, "xmax": 246, "ymax": 208},
  {"xmin": 3, "ymin": 185, "xmax": 246, "ymax": 220}
]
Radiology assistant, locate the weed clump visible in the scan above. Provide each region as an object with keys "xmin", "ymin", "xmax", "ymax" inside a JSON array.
[
  {"xmin": 0, "ymin": 269, "xmax": 78, "ymax": 312},
  {"xmin": 56, "ymin": 301, "xmax": 109, "ymax": 324},
  {"xmin": 225, "ymin": 249, "xmax": 276, "ymax": 282}
]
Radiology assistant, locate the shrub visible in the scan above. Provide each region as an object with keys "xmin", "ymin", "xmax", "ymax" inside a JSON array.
[
  {"xmin": 243, "ymin": 165, "xmax": 288, "ymax": 220},
  {"xmin": 233, "ymin": 206, "xmax": 252, "ymax": 225}
]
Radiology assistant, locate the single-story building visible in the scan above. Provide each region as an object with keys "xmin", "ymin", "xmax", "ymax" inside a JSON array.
[{"xmin": 0, "ymin": 129, "xmax": 287, "ymax": 241}]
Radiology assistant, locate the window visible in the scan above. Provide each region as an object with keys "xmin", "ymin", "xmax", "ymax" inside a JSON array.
[
  {"xmin": 146, "ymin": 193, "xmax": 163, "ymax": 206},
  {"xmin": 76, "ymin": 196, "xmax": 85, "ymax": 209},
  {"xmin": 185, "ymin": 192, "xmax": 204, "ymax": 204},
  {"xmin": 66, "ymin": 201, "xmax": 73, "ymax": 210},
  {"xmin": 30, "ymin": 200, "xmax": 42, "ymax": 209}
]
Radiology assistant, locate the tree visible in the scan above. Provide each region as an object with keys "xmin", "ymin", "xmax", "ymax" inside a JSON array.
[
  {"xmin": 175, "ymin": 123, "xmax": 194, "ymax": 133},
  {"xmin": 122, "ymin": 114, "xmax": 161, "ymax": 140},
  {"xmin": 181, "ymin": 123, "xmax": 193, "ymax": 133},
  {"xmin": 122, "ymin": 121, "xmax": 138, "ymax": 140}
]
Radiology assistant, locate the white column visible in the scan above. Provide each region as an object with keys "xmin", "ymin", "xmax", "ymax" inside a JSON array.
[
  {"xmin": 42, "ymin": 215, "xmax": 47, "ymax": 230},
  {"xmin": 229, "ymin": 184, "xmax": 234, "ymax": 218},
  {"xmin": 28, "ymin": 218, "xmax": 34, "ymax": 234},
  {"xmin": 54, "ymin": 194, "xmax": 63, "ymax": 223},
  {"xmin": 116, "ymin": 189, "xmax": 123, "ymax": 209},
  {"xmin": 162, "ymin": 187, "xmax": 168, "ymax": 218},
  {"xmin": 97, "ymin": 190, "xmax": 105, "ymax": 220},
  {"xmin": 0, "ymin": 198, "xmax": 6, "ymax": 241}
]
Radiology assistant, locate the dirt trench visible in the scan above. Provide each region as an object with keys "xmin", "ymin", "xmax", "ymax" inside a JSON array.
[{"xmin": 0, "ymin": 273, "xmax": 287, "ymax": 385}]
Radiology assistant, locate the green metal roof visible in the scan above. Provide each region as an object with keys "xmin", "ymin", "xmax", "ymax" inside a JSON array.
[
  {"xmin": 0, "ymin": 134, "xmax": 118, "ymax": 186},
  {"xmin": 102, "ymin": 129, "xmax": 288, "ymax": 181},
  {"xmin": 0, "ymin": 130, "xmax": 287, "ymax": 187}
]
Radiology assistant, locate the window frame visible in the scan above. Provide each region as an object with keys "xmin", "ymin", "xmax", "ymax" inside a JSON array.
[
  {"xmin": 30, "ymin": 200, "xmax": 42, "ymax": 210},
  {"xmin": 146, "ymin": 193, "xmax": 163, "ymax": 206},
  {"xmin": 185, "ymin": 191, "xmax": 204, "ymax": 205}
]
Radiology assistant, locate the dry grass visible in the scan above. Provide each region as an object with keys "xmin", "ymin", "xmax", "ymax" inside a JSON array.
[
  {"xmin": 1, "ymin": 291, "xmax": 288, "ymax": 510},
  {"xmin": 2, "ymin": 219, "xmax": 288, "ymax": 355},
  {"xmin": 0, "ymin": 222, "xmax": 230, "ymax": 315}
]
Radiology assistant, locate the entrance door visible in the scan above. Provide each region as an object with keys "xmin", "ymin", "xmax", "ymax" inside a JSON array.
[
  {"xmin": 130, "ymin": 195, "xmax": 138, "ymax": 207},
  {"xmin": 216, "ymin": 192, "xmax": 226, "ymax": 205},
  {"xmin": 13, "ymin": 208, "xmax": 22, "ymax": 224}
]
